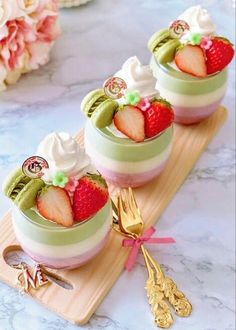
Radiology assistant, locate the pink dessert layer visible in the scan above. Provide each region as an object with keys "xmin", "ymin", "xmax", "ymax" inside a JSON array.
[
  {"xmin": 20, "ymin": 232, "xmax": 110, "ymax": 270},
  {"xmin": 94, "ymin": 161, "xmax": 167, "ymax": 188},
  {"xmin": 173, "ymin": 98, "xmax": 223, "ymax": 125}
]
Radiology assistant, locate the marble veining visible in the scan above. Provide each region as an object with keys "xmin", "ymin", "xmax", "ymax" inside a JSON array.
[{"xmin": 0, "ymin": 0, "xmax": 235, "ymax": 329}]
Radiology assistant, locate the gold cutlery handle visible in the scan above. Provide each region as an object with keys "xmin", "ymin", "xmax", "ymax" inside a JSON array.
[
  {"xmin": 144, "ymin": 247, "xmax": 192, "ymax": 317},
  {"xmin": 141, "ymin": 246, "xmax": 173, "ymax": 329},
  {"xmin": 160, "ymin": 276, "xmax": 192, "ymax": 317}
]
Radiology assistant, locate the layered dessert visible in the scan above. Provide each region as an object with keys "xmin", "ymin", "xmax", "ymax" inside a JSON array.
[
  {"xmin": 2, "ymin": 132, "xmax": 112, "ymax": 269},
  {"xmin": 82, "ymin": 57, "xmax": 174, "ymax": 187},
  {"xmin": 59, "ymin": 0, "xmax": 92, "ymax": 8},
  {"xmin": 148, "ymin": 6, "xmax": 234, "ymax": 124}
]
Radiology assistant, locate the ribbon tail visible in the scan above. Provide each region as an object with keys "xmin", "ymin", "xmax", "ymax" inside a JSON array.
[{"xmin": 125, "ymin": 244, "xmax": 140, "ymax": 272}]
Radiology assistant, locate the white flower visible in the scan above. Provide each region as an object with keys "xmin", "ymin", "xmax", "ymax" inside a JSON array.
[
  {"xmin": 5, "ymin": 51, "xmax": 30, "ymax": 85},
  {"xmin": 0, "ymin": 0, "xmax": 31, "ymax": 36},
  {"xmin": 17, "ymin": 0, "xmax": 39, "ymax": 14},
  {"xmin": 0, "ymin": 24, "xmax": 8, "ymax": 40},
  {"xmin": 27, "ymin": 41, "xmax": 53, "ymax": 70},
  {"xmin": 0, "ymin": 0, "xmax": 11, "ymax": 29},
  {"xmin": 0, "ymin": 60, "xmax": 7, "ymax": 91}
]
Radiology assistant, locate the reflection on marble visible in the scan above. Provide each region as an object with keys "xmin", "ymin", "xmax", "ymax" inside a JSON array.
[{"xmin": 0, "ymin": 0, "xmax": 235, "ymax": 329}]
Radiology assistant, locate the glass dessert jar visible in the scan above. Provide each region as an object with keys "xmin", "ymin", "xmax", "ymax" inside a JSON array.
[
  {"xmin": 147, "ymin": 6, "xmax": 234, "ymax": 125},
  {"xmin": 84, "ymin": 121, "xmax": 173, "ymax": 188},
  {"xmin": 2, "ymin": 132, "xmax": 113, "ymax": 270},
  {"xmin": 150, "ymin": 57, "xmax": 227, "ymax": 125},
  {"xmin": 12, "ymin": 200, "xmax": 112, "ymax": 270}
]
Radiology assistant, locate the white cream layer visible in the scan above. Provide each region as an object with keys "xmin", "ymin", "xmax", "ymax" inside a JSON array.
[
  {"xmin": 85, "ymin": 140, "xmax": 172, "ymax": 174},
  {"xmin": 12, "ymin": 211, "xmax": 112, "ymax": 259},
  {"xmin": 156, "ymin": 83, "xmax": 227, "ymax": 107}
]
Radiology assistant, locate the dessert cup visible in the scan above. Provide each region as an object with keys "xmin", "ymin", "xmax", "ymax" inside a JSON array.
[
  {"xmin": 12, "ymin": 200, "xmax": 112, "ymax": 270},
  {"xmin": 148, "ymin": 6, "xmax": 234, "ymax": 125},
  {"xmin": 85, "ymin": 121, "xmax": 173, "ymax": 188},
  {"xmin": 2, "ymin": 132, "xmax": 112, "ymax": 270},
  {"xmin": 59, "ymin": 0, "xmax": 92, "ymax": 8},
  {"xmin": 150, "ymin": 57, "xmax": 227, "ymax": 125},
  {"xmin": 81, "ymin": 57, "xmax": 174, "ymax": 188}
]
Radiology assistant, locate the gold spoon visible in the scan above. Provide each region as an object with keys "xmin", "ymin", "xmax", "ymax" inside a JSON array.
[{"xmin": 112, "ymin": 189, "xmax": 192, "ymax": 322}]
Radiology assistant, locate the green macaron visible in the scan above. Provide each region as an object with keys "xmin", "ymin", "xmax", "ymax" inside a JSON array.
[
  {"xmin": 154, "ymin": 38, "xmax": 181, "ymax": 64},
  {"xmin": 81, "ymin": 89, "xmax": 108, "ymax": 118},
  {"xmin": 148, "ymin": 28, "xmax": 172, "ymax": 53},
  {"xmin": 2, "ymin": 167, "xmax": 45, "ymax": 211},
  {"xmin": 14, "ymin": 179, "xmax": 45, "ymax": 211},
  {"xmin": 148, "ymin": 28, "xmax": 181, "ymax": 64},
  {"xmin": 2, "ymin": 168, "xmax": 30, "ymax": 198},
  {"xmin": 91, "ymin": 99, "xmax": 119, "ymax": 128}
]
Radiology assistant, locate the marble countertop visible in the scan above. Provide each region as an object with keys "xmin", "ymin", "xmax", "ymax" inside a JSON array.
[{"xmin": 0, "ymin": 1, "xmax": 235, "ymax": 329}]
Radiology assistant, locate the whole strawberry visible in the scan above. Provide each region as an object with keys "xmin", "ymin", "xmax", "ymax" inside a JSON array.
[
  {"xmin": 73, "ymin": 173, "xmax": 109, "ymax": 222},
  {"xmin": 144, "ymin": 100, "xmax": 174, "ymax": 138},
  {"xmin": 205, "ymin": 37, "xmax": 234, "ymax": 75}
]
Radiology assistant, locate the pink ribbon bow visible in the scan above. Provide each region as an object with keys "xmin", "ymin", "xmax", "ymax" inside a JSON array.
[{"xmin": 122, "ymin": 227, "xmax": 175, "ymax": 271}]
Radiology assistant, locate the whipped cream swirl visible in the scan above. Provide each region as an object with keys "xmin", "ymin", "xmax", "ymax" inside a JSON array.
[
  {"xmin": 178, "ymin": 5, "xmax": 215, "ymax": 36},
  {"xmin": 115, "ymin": 56, "xmax": 159, "ymax": 99},
  {"xmin": 37, "ymin": 132, "xmax": 95, "ymax": 182}
]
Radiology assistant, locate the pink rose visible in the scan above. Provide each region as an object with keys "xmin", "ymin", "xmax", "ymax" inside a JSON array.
[
  {"xmin": 0, "ymin": 20, "xmax": 36, "ymax": 70},
  {"xmin": 37, "ymin": 15, "xmax": 60, "ymax": 43},
  {"xmin": 0, "ymin": 0, "xmax": 60, "ymax": 90}
]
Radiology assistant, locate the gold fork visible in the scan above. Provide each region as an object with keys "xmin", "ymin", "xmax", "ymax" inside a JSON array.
[
  {"xmin": 115, "ymin": 188, "xmax": 192, "ymax": 325},
  {"xmin": 115, "ymin": 189, "xmax": 173, "ymax": 328}
]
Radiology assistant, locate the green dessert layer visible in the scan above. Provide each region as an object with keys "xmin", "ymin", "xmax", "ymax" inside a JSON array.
[
  {"xmin": 85, "ymin": 121, "xmax": 173, "ymax": 162},
  {"xmin": 150, "ymin": 56, "xmax": 227, "ymax": 95},
  {"xmin": 13, "ymin": 200, "xmax": 111, "ymax": 245}
]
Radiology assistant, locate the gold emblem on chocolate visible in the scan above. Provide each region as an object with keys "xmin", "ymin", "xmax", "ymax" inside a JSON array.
[
  {"xmin": 22, "ymin": 156, "xmax": 49, "ymax": 179},
  {"xmin": 103, "ymin": 77, "xmax": 127, "ymax": 99},
  {"xmin": 169, "ymin": 20, "xmax": 190, "ymax": 38}
]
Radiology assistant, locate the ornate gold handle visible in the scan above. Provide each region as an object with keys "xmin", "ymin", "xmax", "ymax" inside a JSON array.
[
  {"xmin": 160, "ymin": 277, "xmax": 192, "ymax": 317},
  {"xmin": 141, "ymin": 246, "xmax": 173, "ymax": 328},
  {"xmin": 144, "ymin": 248, "xmax": 192, "ymax": 317}
]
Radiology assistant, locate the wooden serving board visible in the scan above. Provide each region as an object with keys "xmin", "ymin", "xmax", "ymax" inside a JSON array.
[{"xmin": 0, "ymin": 107, "xmax": 227, "ymax": 325}]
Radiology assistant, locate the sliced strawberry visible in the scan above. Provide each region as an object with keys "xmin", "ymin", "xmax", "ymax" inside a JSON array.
[
  {"xmin": 114, "ymin": 105, "xmax": 145, "ymax": 142},
  {"xmin": 144, "ymin": 99, "xmax": 174, "ymax": 138},
  {"xmin": 205, "ymin": 37, "xmax": 234, "ymax": 74},
  {"xmin": 175, "ymin": 45, "xmax": 207, "ymax": 77},
  {"xmin": 37, "ymin": 186, "xmax": 74, "ymax": 227},
  {"xmin": 73, "ymin": 173, "xmax": 109, "ymax": 222}
]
